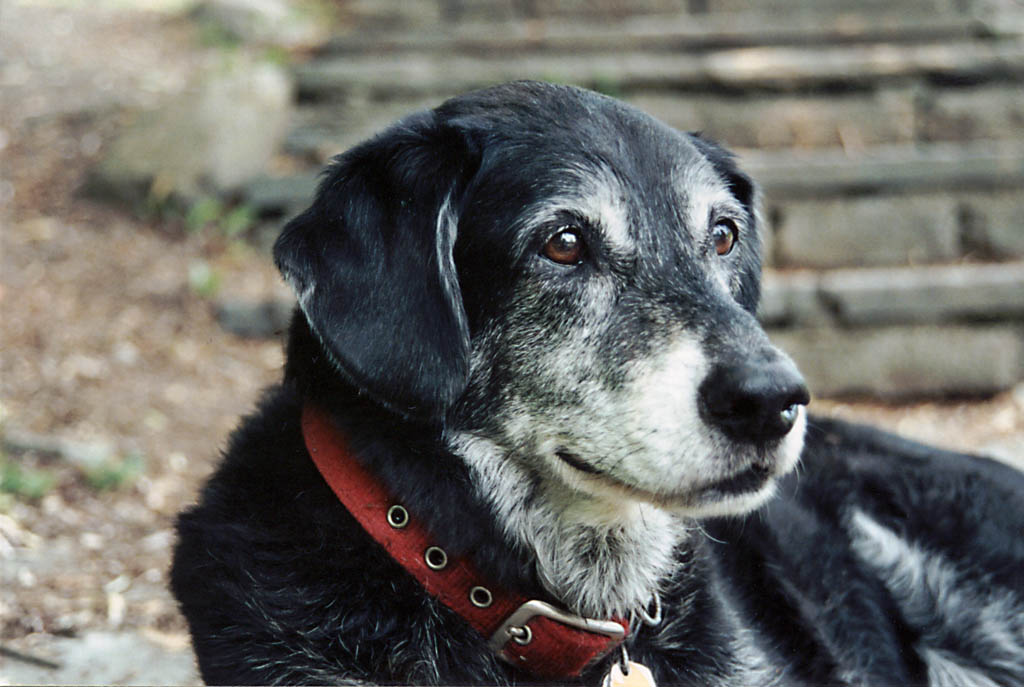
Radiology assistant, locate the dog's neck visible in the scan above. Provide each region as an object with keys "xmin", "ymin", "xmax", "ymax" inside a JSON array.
[
  {"xmin": 446, "ymin": 431, "xmax": 687, "ymax": 619},
  {"xmin": 286, "ymin": 318, "xmax": 684, "ymax": 619}
]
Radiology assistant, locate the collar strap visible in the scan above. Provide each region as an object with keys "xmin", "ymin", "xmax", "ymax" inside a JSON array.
[{"xmin": 301, "ymin": 403, "xmax": 628, "ymax": 679}]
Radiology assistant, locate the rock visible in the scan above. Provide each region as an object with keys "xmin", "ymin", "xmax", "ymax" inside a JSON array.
[
  {"xmin": 215, "ymin": 298, "xmax": 294, "ymax": 338},
  {"xmin": 242, "ymin": 172, "xmax": 319, "ymax": 214},
  {"xmin": 1, "ymin": 429, "xmax": 115, "ymax": 471},
  {"xmin": 192, "ymin": 0, "xmax": 328, "ymax": 50},
  {"xmin": 85, "ymin": 59, "xmax": 293, "ymax": 206},
  {"xmin": 0, "ymin": 631, "xmax": 197, "ymax": 686}
]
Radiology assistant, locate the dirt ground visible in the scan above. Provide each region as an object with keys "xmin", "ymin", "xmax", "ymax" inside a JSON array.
[{"xmin": 0, "ymin": 2, "xmax": 1022, "ymax": 684}]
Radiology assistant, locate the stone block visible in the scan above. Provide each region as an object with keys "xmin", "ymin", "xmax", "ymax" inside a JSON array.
[
  {"xmin": 345, "ymin": 0, "xmax": 444, "ymax": 29},
  {"xmin": 758, "ymin": 270, "xmax": 827, "ymax": 326},
  {"xmin": 958, "ymin": 190, "xmax": 1024, "ymax": 259},
  {"xmin": 699, "ymin": 0, "xmax": 953, "ymax": 11},
  {"xmin": 528, "ymin": 0, "xmax": 689, "ymax": 18},
  {"xmin": 819, "ymin": 263, "xmax": 1024, "ymax": 324},
  {"xmin": 628, "ymin": 89, "xmax": 916, "ymax": 150},
  {"xmin": 918, "ymin": 85, "xmax": 1024, "ymax": 144},
  {"xmin": 773, "ymin": 194, "xmax": 959, "ymax": 268},
  {"xmin": 769, "ymin": 324, "xmax": 1024, "ymax": 398}
]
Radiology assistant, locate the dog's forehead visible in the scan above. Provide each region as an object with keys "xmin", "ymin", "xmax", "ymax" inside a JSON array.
[
  {"xmin": 510, "ymin": 134, "xmax": 734, "ymax": 256},
  {"xmin": 449, "ymin": 85, "xmax": 735, "ymax": 248}
]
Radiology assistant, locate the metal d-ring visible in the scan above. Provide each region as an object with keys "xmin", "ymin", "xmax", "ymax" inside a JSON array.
[
  {"xmin": 636, "ymin": 592, "xmax": 662, "ymax": 627},
  {"xmin": 509, "ymin": 624, "xmax": 533, "ymax": 645}
]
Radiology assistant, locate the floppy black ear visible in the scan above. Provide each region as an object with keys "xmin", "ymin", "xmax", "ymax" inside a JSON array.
[
  {"xmin": 690, "ymin": 133, "xmax": 764, "ymax": 313},
  {"xmin": 274, "ymin": 111, "xmax": 478, "ymax": 420}
]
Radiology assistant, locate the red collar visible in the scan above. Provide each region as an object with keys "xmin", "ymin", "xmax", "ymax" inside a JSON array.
[{"xmin": 301, "ymin": 403, "xmax": 628, "ymax": 679}]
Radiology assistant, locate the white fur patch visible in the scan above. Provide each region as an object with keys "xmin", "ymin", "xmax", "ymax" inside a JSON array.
[
  {"xmin": 849, "ymin": 509, "xmax": 1024, "ymax": 682},
  {"xmin": 920, "ymin": 647, "xmax": 1003, "ymax": 687},
  {"xmin": 445, "ymin": 430, "xmax": 684, "ymax": 618}
]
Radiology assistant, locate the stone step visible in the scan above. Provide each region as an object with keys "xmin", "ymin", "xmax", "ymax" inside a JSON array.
[
  {"xmin": 285, "ymin": 82, "xmax": 1024, "ymax": 159},
  {"xmin": 342, "ymin": 0, "xmax": 969, "ymax": 28},
  {"xmin": 747, "ymin": 142, "xmax": 1024, "ymax": 268},
  {"xmin": 284, "ymin": 97, "xmax": 446, "ymax": 160},
  {"xmin": 741, "ymin": 140, "xmax": 1024, "ymax": 197},
  {"xmin": 293, "ymin": 38, "xmax": 1024, "ymax": 100},
  {"xmin": 697, "ymin": 0, "xmax": 959, "ymax": 14},
  {"xmin": 764, "ymin": 262, "xmax": 1024, "ymax": 398},
  {"xmin": 322, "ymin": 12, "xmax": 990, "ymax": 56},
  {"xmin": 767, "ymin": 188, "xmax": 1024, "ymax": 268},
  {"xmin": 760, "ymin": 262, "xmax": 1024, "ymax": 327},
  {"xmin": 247, "ymin": 141, "xmax": 1024, "ymax": 216},
  {"xmin": 769, "ymin": 322, "xmax": 1024, "ymax": 398}
]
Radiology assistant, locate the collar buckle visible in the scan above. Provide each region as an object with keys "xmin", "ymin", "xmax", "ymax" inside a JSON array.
[{"xmin": 489, "ymin": 599, "xmax": 627, "ymax": 665}]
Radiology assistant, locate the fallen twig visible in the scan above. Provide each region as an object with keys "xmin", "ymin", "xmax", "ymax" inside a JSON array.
[{"xmin": 0, "ymin": 643, "xmax": 63, "ymax": 670}]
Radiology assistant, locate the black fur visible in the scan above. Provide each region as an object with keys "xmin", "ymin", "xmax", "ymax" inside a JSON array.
[{"xmin": 172, "ymin": 82, "xmax": 1024, "ymax": 685}]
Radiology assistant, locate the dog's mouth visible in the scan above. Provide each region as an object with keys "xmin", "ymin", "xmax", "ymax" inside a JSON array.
[
  {"xmin": 691, "ymin": 462, "xmax": 774, "ymax": 498},
  {"xmin": 554, "ymin": 449, "xmax": 776, "ymax": 504},
  {"xmin": 555, "ymin": 450, "xmax": 603, "ymax": 475}
]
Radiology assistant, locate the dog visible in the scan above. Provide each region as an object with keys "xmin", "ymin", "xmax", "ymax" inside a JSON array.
[{"xmin": 171, "ymin": 81, "xmax": 1024, "ymax": 685}]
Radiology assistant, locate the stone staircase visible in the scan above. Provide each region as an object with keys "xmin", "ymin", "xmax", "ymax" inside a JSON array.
[{"xmin": 245, "ymin": 0, "xmax": 1024, "ymax": 398}]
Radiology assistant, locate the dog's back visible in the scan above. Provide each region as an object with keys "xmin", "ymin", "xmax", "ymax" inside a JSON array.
[{"xmin": 709, "ymin": 418, "xmax": 1024, "ymax": 686}]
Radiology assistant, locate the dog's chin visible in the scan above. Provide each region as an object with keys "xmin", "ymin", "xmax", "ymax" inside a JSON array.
[
  {"xmin": 553, "ymin": 457, "xmax": 780, "ymax": 518},
  {"xmin": 551, "ymin": 414, "xmax": 806, "ymax": 519}
]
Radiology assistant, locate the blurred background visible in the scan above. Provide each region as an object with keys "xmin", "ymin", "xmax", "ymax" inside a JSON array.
[{"xmin": 1, "ymin": 0, "xmax": 1022, "ymax": 683}]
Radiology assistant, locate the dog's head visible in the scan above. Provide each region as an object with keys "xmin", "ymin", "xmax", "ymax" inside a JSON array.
[{"xmin": 276, "ymin": 81, "xmax": 808, "ymax": 519}]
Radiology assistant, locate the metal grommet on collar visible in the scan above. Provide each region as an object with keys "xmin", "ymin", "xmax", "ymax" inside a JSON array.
[
  {"xmin": 424, "ymin": 546, "xmax": 448, "ymax": 570},
  {"xmin": 386, "ymin": 504, "xmax": 409, "ymax": 529},
  {"xmin": 469, "ymin": 586, "xmax": 493, "ymax": 608}
]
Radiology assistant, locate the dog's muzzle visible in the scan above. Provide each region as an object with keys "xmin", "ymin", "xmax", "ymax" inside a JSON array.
[{"xmin": 698, "ymin": 351, "xmax": 810, "ymax": 444}]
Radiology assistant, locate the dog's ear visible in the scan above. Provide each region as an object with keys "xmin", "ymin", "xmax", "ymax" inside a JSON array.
[
  {"xmin": 274, "ymin": 111, "xmax": 478, "ymax": 420},
  {"xmin": 690, "ymin": 133, "xmax": 764, "ymax": 313}
]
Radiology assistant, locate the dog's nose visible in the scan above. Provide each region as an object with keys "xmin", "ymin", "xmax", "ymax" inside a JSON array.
[{"xmin": 699, "ymin": 353, "xmax": 810, "ymax": 443}]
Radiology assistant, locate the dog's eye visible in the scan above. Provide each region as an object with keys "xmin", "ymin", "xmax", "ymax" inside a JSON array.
[
  {"xmin": 712, "ymin": 219, "xmax": 738, "ymax": 256},
  {"xmin": 542, "ymin": 227, "xmax": 585, "ymax": 265}
]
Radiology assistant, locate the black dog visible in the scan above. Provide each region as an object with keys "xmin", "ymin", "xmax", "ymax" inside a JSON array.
[{"xmin": 172, "ymin": 81, "xmax": 1024, "ymax": 685}]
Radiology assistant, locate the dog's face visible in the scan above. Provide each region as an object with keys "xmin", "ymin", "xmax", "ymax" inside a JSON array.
[{"xmin": 276, "ymin": 82, "xmax": 808, "ymax": 519}]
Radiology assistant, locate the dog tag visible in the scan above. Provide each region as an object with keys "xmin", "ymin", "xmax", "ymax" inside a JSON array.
[{"xmin": 602, "ymin": 660, "xmax": 657, "ymax": 687}]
